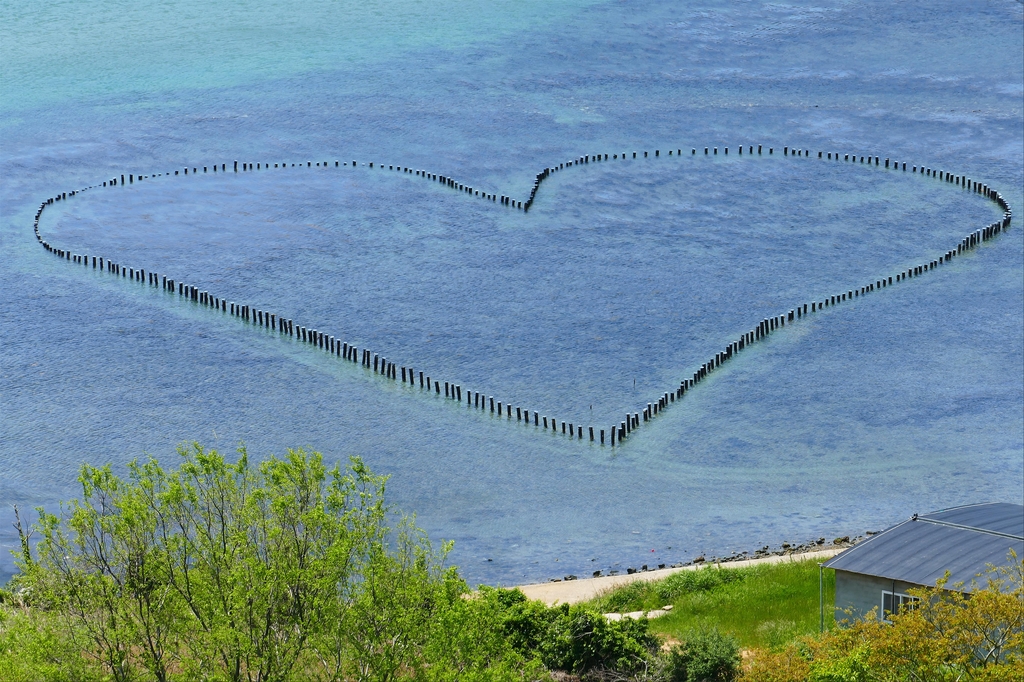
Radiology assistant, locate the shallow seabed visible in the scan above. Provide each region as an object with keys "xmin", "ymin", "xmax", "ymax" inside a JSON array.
[{"xmin": 1, "ymin": 0, "xmax": 1022, "ymax": 585}]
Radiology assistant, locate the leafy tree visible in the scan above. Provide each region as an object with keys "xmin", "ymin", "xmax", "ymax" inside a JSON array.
[
  {"xmin": 17, "ymin": 444, "xmax": 401, "ymax": 681},
  {"xmin": 334, "ymin": 517, "xmax": 449, "ymax": 681},
  {"xmin": 27, "ymin": 461, "xmax": 175, "ymax": 681}
]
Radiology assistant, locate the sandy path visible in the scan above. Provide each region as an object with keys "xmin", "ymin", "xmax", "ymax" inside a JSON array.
[{"xmin": 516, "ymin": 548, "xmax": 843, "ymax": 606}]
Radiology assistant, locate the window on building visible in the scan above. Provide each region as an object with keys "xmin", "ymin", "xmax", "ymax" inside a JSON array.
[{"xmin": 881, "ymin": 590, "xmax": 919, "ymax": 622}]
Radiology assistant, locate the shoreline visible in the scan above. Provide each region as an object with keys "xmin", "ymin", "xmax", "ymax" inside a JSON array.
[{"xmin": 516, "ymin": 546, "xmax": 846, "ymax": 606}]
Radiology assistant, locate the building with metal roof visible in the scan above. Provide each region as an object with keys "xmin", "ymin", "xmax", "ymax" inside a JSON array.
[{"xmin": 823, "ymin": 502, "xmax": 1024, "ymax": 622}]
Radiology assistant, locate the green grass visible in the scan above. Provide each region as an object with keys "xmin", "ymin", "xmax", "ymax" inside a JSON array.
[{"xmin": 586, "ymin": 559, "xmax": 836, "ymax": 650}]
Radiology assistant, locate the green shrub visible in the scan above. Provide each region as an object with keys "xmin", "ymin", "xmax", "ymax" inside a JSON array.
[
  {"xmin": 807, "ymin": 648, "xmax": 870, "ymax": 682},
  {"xmin": 478, "ymin": 587, "xmax": 659, "ymax": 676},
  {"xmin": 0, "ymin": 603, "xmax": 97, "ymax": 682},
  {"xmin": 665, "ymin": 628, "xmax": 740, "ymax": 682},
  {"xmin": 540, "ymin": 604, "xmax": 657, "ymax": 674}
]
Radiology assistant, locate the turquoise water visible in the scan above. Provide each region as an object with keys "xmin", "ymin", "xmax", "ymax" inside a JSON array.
[{"xmin": 2, "ymin": 0, "xmax": 1022, "ymax": 585}]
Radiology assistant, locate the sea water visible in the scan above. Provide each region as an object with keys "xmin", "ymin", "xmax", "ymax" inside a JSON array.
[{"xmin": 1, "ymin": 0, "xmax": 1022, "ymax": 586}]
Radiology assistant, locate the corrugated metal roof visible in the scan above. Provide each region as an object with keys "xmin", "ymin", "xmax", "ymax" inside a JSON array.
[
  {"xmin": 920, "ymin": 502, "xmax": 1024, "ymax": 537},
  {"xmin": 823, "ymin": 503, "xmax": 1023, "ymax": 591}
]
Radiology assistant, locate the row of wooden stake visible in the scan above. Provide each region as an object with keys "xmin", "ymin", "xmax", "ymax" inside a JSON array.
[{"xmin": 32, "ymin": 146, "xmax": 1012, "ymax": 445}]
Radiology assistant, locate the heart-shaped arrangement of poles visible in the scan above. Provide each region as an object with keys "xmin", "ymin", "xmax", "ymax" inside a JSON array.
[{"xmin": 32, "ymin": 145, "xmax": 1012, "ymax": 446}]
